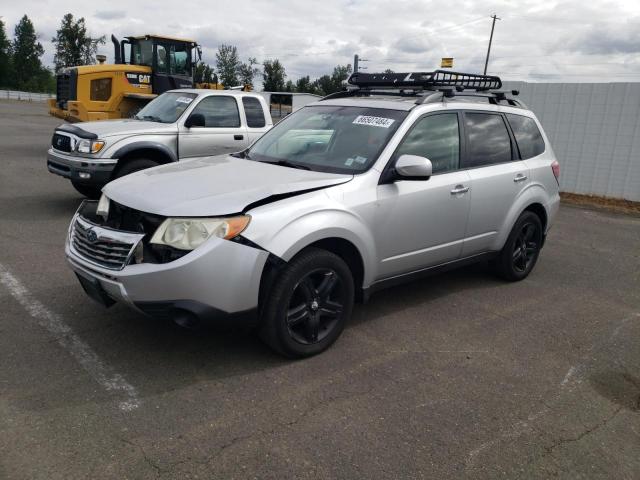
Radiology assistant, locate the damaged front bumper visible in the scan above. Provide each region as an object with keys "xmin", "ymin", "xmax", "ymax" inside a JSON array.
[{"xmin": 65, "ymin": 205, "xmax": 270, "ymax": 327}]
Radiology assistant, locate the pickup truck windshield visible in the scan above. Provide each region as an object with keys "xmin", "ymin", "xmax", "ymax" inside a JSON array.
[
  {"xmin": 246, "ymin": 105, "xmax": 408, "ymax": 173},
  {"xmin": 135, "ymin": 92, "xmax": 197, "ymax": 123}
]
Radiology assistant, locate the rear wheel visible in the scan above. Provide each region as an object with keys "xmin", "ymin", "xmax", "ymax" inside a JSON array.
[
  {"xmin": 114, "ymin": 158, "xmax": 159, "ymax": 179},
  {"xmin": 260, "ymin": 248, "xmax": 354, "ymax": 358},
  {"xmin": 71, "ymin": 181, "xmax": 102, "ymax": 199},
  {"xmin": 493, "ymin": 211, "xmax": 543, "ymax": 281}
]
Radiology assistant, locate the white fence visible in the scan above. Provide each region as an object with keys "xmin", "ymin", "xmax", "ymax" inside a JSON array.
[
  {"xmin": 504, "ymin": 81, "xmax": 640, "ymax": 201},
  {"xmin": 0, "ymin": 89, "xmax": 55, "ymax": 102}
]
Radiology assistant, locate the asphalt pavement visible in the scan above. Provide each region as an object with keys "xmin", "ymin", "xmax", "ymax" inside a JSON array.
[{"xmin": 1, "ymin": 100, "xmax": 639, "ymax": 479}]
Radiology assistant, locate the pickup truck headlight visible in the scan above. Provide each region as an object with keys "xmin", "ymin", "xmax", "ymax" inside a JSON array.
[
  {"xmin": 150, "ymin": 216, "xmax": 251, "ymax": 251},
  {"xmin": 77, "ymin": 139, "xmax": 105, "ymax": 154}
]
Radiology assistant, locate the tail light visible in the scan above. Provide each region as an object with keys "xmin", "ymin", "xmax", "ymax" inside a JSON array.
[{"xmin": 551, "ymin": 160, "xmax": 560, "ymax": 184}]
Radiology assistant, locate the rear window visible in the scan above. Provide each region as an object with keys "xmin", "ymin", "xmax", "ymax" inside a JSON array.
[
  {"xmin": 463, "ymin": 112, "xmax": 512, "ymax": 167},
  {"xmin": 506, "ymin": 114, "xmax": 546, "ymax": 159},
  {"xmin": 243, "ymin": 97, "xmax": 266, "ymax": 128}
]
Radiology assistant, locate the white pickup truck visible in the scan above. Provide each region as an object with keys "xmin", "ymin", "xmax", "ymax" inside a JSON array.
[{"xmin": 47, "ymin": 89, "xmax": 276, "ymax": 198}]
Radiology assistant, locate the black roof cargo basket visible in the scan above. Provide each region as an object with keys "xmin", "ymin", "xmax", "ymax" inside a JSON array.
[{"xmin": 347, "ymin": 70, "xmax": 502, "ymax": 91}]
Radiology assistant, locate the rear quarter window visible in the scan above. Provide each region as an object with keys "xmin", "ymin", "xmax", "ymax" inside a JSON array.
[{"xmin": 506, "ymin": 113, "xmax": 546, "ymax": 159}]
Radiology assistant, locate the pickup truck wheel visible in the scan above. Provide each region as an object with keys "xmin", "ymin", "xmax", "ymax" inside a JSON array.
[
  {"xmin": 492, "ymin": 211, "xmax": 543, "ymax": 281},
  {"xmin": 71, "ymin": 181, "xmax": 102, "ymax": 199},
  {"xmin": 260, "ymin": 248, "xmax": 354, "ymax": 358},
  {"xmin": 114, "ymin": 158, "xmax": 159, "ymax": 179}
]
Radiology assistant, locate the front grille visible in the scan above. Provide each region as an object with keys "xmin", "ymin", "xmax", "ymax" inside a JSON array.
[
  {"xmin": 71, "ymin": 216, "xmax": 143, "ymax": 270},
  {"xmin": 52, "ymin": 133, "xmax": 72, "ymax": 152}
]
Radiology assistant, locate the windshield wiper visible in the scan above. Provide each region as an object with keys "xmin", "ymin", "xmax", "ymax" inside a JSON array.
[{"xmin": 263, "ymin": 159, "xmax": 311, "ymax": 170}]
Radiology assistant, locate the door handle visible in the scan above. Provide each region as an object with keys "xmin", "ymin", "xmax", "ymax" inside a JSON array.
[
  {"xmin": 514, "ymin": 173, "xmax": 528, "ymax": 183},
  {"xmin": 234, "ymin": 134, "xmax": 244, "ymax": 140},
  {"xmin": 450, "ymin": 185, "xmax": 470, "ymax": 195}
]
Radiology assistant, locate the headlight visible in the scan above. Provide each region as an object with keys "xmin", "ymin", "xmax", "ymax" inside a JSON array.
[
  {"xmin": 150, "ymin": 216, "xmax": 251, "ymax": 251},
  {"xmin": 77, "ymin": 139, "xmax": 105, "ymax": 154}
]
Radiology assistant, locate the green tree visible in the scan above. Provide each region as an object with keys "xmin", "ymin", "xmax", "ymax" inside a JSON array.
[
  {"xmin": 215, "ymin": 44, "xmax": 240, "ymax": 86},
  {"xmin": 52, "ymin": 13, "xmax": 105, "ymax": 72},
  {"xmin": 194, "ymin": 63, "xmax": 216, "ymax": 83},
  {"xmin": 284, "ymin": 79, "xmax": 294, "ymax": 92},
  {"xmin": 0, "ymin": 20, "xmax": 13, "ymax": 88},
  {"xmin": 262, "ymin": 59, "xmax": 286, "ymax": 91},
  {"xmin": 12, "ymin": 15, "xmax": 45, "ymax": 91},
  {"xmin": 238, "ymin": 57, "xmax": 259, "ymax": 89},
  {"xmin": 295, "ymin": 75, "xmax": 315, "ymax": 94}
]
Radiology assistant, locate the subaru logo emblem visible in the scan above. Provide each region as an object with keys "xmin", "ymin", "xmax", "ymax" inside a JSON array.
[{"xmin": 86, "ymin": 229, "xmax": 98, "ymax": 243}]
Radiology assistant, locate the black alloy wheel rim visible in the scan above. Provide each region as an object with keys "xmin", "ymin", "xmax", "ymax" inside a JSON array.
[
  {"xmin": 286, "ymin": 268, "xmax": 345, "ymax": 345},
  {"xmin": 512, "ymin": 222, "xmax": 540, "ymax": 273}
]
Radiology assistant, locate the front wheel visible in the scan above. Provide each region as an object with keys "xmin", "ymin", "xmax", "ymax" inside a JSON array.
[
  {"xmin": 492, "ymin": 211, "xmax": 543, "ymax": 281},
  {"xmin": 260, "ymin": 248, "xmax": 354, "ymax": 358},
  {"xmin": 113, "ymin": 158, "xmax": 159, "ymax": 179}
]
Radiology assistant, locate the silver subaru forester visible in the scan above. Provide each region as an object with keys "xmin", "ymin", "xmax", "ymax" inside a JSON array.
[{"xmin": 66, "ymin": 71, "xmax": 560, "ymax": 357}]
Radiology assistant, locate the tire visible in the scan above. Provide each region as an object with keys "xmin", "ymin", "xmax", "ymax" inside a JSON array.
[
  {"xmin": 259, "ymin": 248, "xmax": 354, "ymax": 358},
  {"xmin": 71, "ymin": 181, "xmax": 102, "ymax": 199},
  {"xmin": 492, "ymin": 211, "xmax": 543, "ymax": 281},
  {"xmin": 114, "ymin": 158, "xmax": 159, "ymax": 179}
]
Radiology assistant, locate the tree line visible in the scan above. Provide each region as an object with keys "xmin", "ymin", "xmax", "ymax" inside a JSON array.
[
  {"xmin": 0, "ymin": 12, "xmax": 353, "ymax": 96},
  {"xmin": 198, "ymin": 45, "xmax": 352, "ymax": 95},
  {"xmin": 0, "ymin": 13, "xmax": 103, "ymax": 93}
]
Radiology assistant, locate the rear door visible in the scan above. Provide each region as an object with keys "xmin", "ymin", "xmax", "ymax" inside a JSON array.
[
  {"xmin": 460, "ymin": 111, "xmax": 531, "ymax": 256},
  {"xmin": 374, "ymin": 112, "xmax": 471, "ymax": 279},
  {"xmin": 241, "ymin": 96, "xmax": 271, "ymax": 145},
  {"xmin": 178, "ymin": 95, "xmax": 249, "ymax": 158}
]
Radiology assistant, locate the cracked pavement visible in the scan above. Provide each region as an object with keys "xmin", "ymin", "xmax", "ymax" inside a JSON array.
[{"xmin": 1, "ymin": 101, "xmax": 639, "ymax": 479}]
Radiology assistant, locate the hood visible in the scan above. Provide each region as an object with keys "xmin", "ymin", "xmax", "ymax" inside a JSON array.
[
  {"xmin": 103, "ymin": 155, "xmax": 352, "ymax": 217},
  {"xmin": 57, "ymin": 119, "xmax": 176, "ymax": 138}
]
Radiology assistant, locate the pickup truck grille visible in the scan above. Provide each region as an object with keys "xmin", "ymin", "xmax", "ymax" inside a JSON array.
[
  {"xmin": 52, "ymin": 133, "xmax": 72, "ymax": 152},
  {"xmin": 71, "ymin": 215, "xmax": 144, "ymax": 270}
]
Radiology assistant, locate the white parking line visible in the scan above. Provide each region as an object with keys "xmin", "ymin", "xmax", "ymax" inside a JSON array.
[{"xmin": 0, "ymin": 263, "xmax": 140, "ymax": 411}]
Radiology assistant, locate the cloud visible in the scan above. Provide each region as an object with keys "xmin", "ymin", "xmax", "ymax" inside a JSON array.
[
  {"xmin": 94, "ymin": 10, "xmax": 126, "ymax": 20},
  {"xmin": 558, "ymin": 21, "xmax": 640, "ymax": 55},
  {"xmin": 3, "ymin": 0, "xmax": 640, "ymax": 82}
]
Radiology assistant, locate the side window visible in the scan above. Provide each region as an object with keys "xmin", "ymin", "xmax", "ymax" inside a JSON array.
[
  {"xmin": 190, "ymin": 96, "xmax": 241, "ymax": 128},
  {"xmin": 394, "ymin": 113, "xmax": 460, "ymax": 174},
  {"xmin": 506, "ymin": 114, "xmax": 545, "ymax": 159},
  {"xmin": 156, "ymin": 45, "xmax": 168, "ymax": 74},
  {"xmin": 242, "ymin": 97, "xmax": 266, "ymax": 128},
  {"xmin": 462, "ymin": 112, "xmax": 512, "ymax": 167}
]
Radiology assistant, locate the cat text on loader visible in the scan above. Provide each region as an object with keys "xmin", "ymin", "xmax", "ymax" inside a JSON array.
[{"xmin": 48, "ymin": 34, "xmax": 201, "ymax": 123}]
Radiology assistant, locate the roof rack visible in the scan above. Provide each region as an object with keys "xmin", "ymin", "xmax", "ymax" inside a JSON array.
[
  {"xmin": 320, "ymin": 70, "xmax": 525, "ymax": 107},
  {"xmin": 347, "ymin": 70, "xmax": 502, "ymax": 91}
]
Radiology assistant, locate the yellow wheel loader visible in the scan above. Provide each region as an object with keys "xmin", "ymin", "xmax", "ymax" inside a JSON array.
[{"xmin": 48, "ymin": 34, "xmax": 204, "ymax": 123}]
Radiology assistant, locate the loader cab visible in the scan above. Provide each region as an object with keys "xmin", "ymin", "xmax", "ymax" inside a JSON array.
[{"xmin": 119, "ymin": 35, "xmax": 197, "ymax": 94}]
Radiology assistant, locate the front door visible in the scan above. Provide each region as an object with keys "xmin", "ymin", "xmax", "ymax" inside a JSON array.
[
  {"xmin": 373, "ymin": 112, "xmax": 471, "ymax": 279},
  {"xmin": 179, "ymin": 95, "xmax": 249, "ymax": 158}
]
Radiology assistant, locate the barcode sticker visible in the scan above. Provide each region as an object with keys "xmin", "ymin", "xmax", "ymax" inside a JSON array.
[{"xmin": 353, "ymin": 115, "xmax": 395, "ymax": 128}]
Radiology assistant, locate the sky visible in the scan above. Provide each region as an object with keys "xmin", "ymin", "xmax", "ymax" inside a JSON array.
[{"xmin": 2, "ymin": 0, "xmax": 640, "ymax": 83}]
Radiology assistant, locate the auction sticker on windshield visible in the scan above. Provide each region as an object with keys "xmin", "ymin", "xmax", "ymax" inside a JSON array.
[
  {"xmin": 176, "ymin": 97, "xmax": 194, "ymax": 104},
  {"xmin": 353, "ymin": 115, "xmax": 396, "ymax": 128}
]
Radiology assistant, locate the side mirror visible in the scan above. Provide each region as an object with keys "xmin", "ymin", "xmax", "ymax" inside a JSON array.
[
  {"xmin": 394, "ymin": 154, "xmax": 432, "ymax": 180},
  {"xmin": 184, "ymin": 113, "xmax": 205, "ymax": 128}
]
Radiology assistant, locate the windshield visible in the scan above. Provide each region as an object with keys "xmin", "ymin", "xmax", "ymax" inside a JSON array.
[
  {"xmin": 245, "ymin": 105, "xmax": 408, "ymax": 173},
  {"xmin": 134, "ymin": 92, "xmax": 197, "ymax": 123}
]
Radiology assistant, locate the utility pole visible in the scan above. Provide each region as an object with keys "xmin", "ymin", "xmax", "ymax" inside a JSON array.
[{"xmin": 483, "ymin": 14, "xmax": 500, "ymax": 75}]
